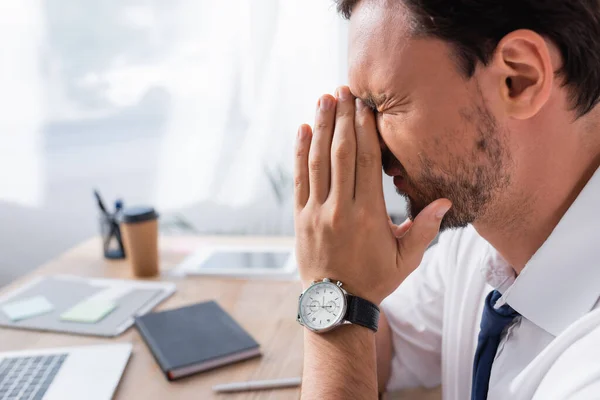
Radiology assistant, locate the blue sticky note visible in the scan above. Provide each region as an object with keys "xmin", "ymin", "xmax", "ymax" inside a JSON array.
[{"xmin": 2, "ymin": 296, "xmax": 54, "ymax": 321}]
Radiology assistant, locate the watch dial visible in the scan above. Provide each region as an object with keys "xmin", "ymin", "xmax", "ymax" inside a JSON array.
[{"xmin": 300, "ymin": 282, "xmax": 344, "ymax": 331}]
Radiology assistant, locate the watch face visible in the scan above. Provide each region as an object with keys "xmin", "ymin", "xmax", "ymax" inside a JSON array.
[{"xmin": 299, "ymin": 282, "xmax": 345, "ymax": 331}]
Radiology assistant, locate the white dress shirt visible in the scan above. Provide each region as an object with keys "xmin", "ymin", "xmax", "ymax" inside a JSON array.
[{"xmin": 381, "ymin": 168, "xmax": 600, "ymax": 399}]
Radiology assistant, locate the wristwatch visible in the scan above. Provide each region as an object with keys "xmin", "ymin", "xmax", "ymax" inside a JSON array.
[{"xmin": 297, "ymin": 278, "xmax": 380, "ymax": 333}]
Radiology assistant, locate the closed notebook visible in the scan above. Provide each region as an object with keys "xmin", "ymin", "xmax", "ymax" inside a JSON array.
[{"xmin": 134, "ymin": 301, "xmax": 261, "ymax": 381}]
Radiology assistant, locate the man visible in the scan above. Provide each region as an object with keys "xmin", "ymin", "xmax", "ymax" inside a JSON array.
[{"xmin": 293, "ymin": 0, "xmax": 600, "ymax": 399}]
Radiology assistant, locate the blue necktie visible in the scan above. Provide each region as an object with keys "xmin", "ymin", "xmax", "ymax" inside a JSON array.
[{"xmin": 471, "ymin": 290, "xmax": 520, "ymax": 400}]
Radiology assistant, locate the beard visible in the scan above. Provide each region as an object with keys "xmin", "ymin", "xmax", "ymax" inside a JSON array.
[{"xmin": 382, "ymin": 102, "xmax": 511, "ymax": 231}]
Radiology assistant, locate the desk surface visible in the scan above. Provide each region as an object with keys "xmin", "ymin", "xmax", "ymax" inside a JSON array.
[
  {"xmin": 0, "ymin": 236, "xmax": 442, "ymax": 400},
  {"xmin": 0, "ymin": 236, "xmax": 303, "ymax": 400}
]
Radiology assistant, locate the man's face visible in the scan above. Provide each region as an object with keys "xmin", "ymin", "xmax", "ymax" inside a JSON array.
[{"xmin": 348, "ymin": 2, "xmax": 513, "ymax": 230}]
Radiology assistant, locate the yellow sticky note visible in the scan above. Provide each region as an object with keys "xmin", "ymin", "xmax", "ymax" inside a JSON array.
[{"xmin": 60, "ymin": 299, "xmax": 116, "ymax": 323}]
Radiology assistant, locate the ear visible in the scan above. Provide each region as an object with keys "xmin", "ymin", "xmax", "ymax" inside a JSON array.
[{"xmin": 492, "ymin": 29, "xmax": 554, "ymax": 119}]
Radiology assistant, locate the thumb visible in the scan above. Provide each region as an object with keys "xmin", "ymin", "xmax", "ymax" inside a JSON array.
[{"xmin": 398, "ymin": 199, "xmax": 452, "ymax": 268}]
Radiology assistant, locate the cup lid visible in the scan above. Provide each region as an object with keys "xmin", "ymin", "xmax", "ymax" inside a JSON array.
[{"xmin": 121, "ymin": 206, "xmax": 159, "ymax": 223}]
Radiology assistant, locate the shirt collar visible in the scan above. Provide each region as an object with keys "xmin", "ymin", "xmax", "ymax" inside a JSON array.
[
  {"xmin": 486, "ymin": 167, "xmax": 600, "ymax": 337},
  {"xmin": 482, "ymin": 169, "xmax": 600, "ymax": 336}
]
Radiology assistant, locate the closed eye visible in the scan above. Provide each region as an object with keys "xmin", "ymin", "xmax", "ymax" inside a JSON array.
[{"xmin": 361, "ymin": 97, "xmax": 379, "ymax": 113}]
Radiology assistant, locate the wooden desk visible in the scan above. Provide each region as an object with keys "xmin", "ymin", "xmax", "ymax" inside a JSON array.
[
  {"xmin": 0, "ymin": 236, "xmax": 441, "ymax": 400},
  {"xmin": 0, "ymin": 236, "xmax": 303, "ymax": 400}
]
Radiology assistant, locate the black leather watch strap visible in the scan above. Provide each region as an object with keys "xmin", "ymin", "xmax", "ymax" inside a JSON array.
[{"xmin": 344, "ymin": 295, "xmax": 380, "ymax": 332}]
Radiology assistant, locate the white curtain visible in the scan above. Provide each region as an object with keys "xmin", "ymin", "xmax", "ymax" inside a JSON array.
[
  {"xmin": 154, "ymin": 0, "xmax": 349, "ymax": 212},
  {"xmin": 0, "ymin": 1, "xmax": 45, "ymax": 208}
]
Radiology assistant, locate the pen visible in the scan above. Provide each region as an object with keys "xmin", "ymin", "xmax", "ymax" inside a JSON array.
[
  {"xmin": 94, "ymin": 190, "xmax": 108, "ymax": 215},
  {"xmin": 212, "ymin": 377, "xmax": 302, "ymax": 393}
]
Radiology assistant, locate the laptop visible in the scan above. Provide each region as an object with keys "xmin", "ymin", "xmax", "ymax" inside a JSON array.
[{"xmin": 0, "ymin": 343, "xmax": 131, "ymax": 400}]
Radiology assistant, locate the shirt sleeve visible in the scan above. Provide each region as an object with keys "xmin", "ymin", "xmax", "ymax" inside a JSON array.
[{"xmin": 381, "ymin": 230, "xmax": 455, "ymax": 391}]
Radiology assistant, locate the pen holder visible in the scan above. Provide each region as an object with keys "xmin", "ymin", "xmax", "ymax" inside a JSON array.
[{"xmin": 100, "ymin": 213, "xmax": 126, "ymax": 259}]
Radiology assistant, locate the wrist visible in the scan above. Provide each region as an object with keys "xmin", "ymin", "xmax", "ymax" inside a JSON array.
[
  {"xmin": 303, "ymin": 324, "xmax": 378, "ymax": 397},
  {"xmin": 305, "ymin": 322, "xmax": 375, "ymax": 342},
  {"xmin": 304, "ymin": 322, "xmax": 376, "ymax": 364}
]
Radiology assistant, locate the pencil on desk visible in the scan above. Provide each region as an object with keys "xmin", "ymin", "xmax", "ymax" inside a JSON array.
[{"xmin": 212, "ymin": 377, "xmax": 302, "ymax": 393}]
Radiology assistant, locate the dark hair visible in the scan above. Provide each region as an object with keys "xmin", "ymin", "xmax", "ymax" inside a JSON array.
[{"xmin": 336, "ymin": 0, "xmax": 600, "ymax": 117}]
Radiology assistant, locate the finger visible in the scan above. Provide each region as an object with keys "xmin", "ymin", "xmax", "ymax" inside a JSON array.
[
  {"xmin": 354, "ymin": 98, "xmax": 384, "ymax": 204},
  {"xmin": 398, "ymin": 199, "xmax": 452, "ymax": 268},
  {"xmin": 308, "ymin": 94, "xmax": 337, "ymax": 203},
  {"xmin": 330, "ymin": 86, "xmax": 357, "ymax": 202},
  {"xmin": 294, "ymin": 124, "xmax": 313, "ymax": 209},
  {"xmin": 389, "ymin": 218, "xmax": 413, "ymax": 238}
]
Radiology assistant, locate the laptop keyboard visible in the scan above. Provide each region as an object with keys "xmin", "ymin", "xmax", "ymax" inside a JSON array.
[{"xmin": 0, "ymin": 354, "xmax": 68, "ymax": 400}]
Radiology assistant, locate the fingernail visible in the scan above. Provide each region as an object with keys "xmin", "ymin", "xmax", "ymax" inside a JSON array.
[
  {"xmin": 435, "ymin": 204, "xmax": 452, "ymax": 219},
  {"xmin": 321, "ymin": 96, "xmax": 332, "ymax": 111},
  {"xmin": 337, "ymin": 87, "xmax": 350, "ymax": 101},
  {"xmin": 356, "ymin": 98, "xmax": 365, "ymax": 111}
]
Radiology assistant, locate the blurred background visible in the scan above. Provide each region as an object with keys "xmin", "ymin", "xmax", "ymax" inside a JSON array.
[{"xmin": 0, "ymin": 0, "xmax": 405, "ymax": 287}]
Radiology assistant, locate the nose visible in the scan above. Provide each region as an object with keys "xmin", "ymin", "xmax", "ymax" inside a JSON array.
[{"xmin": 380, "ymin": 144, "xmax": 403, "ymax": 177}]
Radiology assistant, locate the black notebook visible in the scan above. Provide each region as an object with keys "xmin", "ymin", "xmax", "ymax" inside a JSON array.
[{"xmin": 134, "ymin": 301, "xmax": 261, "ymax": 381}]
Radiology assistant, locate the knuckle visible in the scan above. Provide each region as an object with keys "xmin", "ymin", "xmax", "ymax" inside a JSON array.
[
  {"xmin": 327, "ymin": 206, "xmax": 347, "ymax": 230},
  {"xmin": 294, "ymin": 175, "xmax": 304, "ymax": 189},
  {"xmin": 357, "ymin": 152, "xmax": 376, "ymax": 168},
  {"xmin": 296, "ymin": 204, "xmax": 317, "ymax": 224},
  {"xmin": 296, "ymin": 146, "xmax": 308, "ymax": 159},
  {"xmin": 355, "ymin": 110, "xmax": 368, "ymax": 125},
  {"xmin": 352, "ymin": 207, "xmax": 372, "ymax": 230},
  {"xmin": 295, "ymin": 220, "xmax": 315, "ymax": 237},
  {"xmin": 333, "ymin": 143, "xmax": 353, "ymax": 161},
  {"xmin": 309, "ymin": 157, "xmax": 323, "ymax": 172},
  {"xmin": 294, "ymin": 207, "xmax": 305, "ymax": 222},
  {"xmin": 315, "ymin": 121, "xmax": 329, "ymax": 131},
  {"xmin": 309, "ymin": 210, "xmax": 324, "ymax": 229},
  {"xmin": 356, "ymin": 206, "xmax": 369, "ymax": 221},
  {"xmin": 336, "ymin": 107, "xmax": 354, "ymax": 119}
]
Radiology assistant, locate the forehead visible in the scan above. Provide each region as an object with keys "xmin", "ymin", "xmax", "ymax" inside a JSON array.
[
  {"xmin": 347, "ymin": 1, "xmax": 414, "ymax": 97},
  {"xmin": 347, "ymin": 1, "xmax": 460, "ymax": 106}
]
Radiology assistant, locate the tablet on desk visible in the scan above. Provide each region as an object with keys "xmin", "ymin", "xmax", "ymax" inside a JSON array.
[
  {"xmin": 200, "ymin": 251, "xmax": 291, "ymax": 270},
  {"xmin": 172, "ymin": 245, "xmax": 297, "ymax": 279}
]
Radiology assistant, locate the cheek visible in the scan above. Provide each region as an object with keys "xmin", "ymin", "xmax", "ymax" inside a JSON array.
[
  {"xmin": 377, "ymin": 112, "xmax": 433, "ymax": 173},
  {"xmin": 379, "ymin": 105, "xmax": 475, "ymax": 175}
]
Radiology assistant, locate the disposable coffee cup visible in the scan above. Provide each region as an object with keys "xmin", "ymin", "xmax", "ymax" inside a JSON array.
[{"xmin": 120, "ymin": 206, "xmax": 160, "ymax": 277}]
